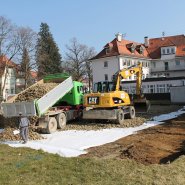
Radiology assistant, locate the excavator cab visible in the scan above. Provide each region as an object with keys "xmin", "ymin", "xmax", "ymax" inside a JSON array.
[{"xmin": 93, "ymin": 81, "xmax": 113, "ymax": 93}]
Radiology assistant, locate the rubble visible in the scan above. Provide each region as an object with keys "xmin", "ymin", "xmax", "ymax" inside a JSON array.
[
  {"xmin": 0, "ymin": 83, "xmax": 57, "ymax": 141},
  {"xmin": 15, "ymin": 83, "xmax": 57, "ymax": 102},
  {"xmin": 0, "ymin": 127, "xmax": 44, "ymax": 141},
  {"xmin": 63, "ymin": 117, "xmax": 147, "ymax": 131}
]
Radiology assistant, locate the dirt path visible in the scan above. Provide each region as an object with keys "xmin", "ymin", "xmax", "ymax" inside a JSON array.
[{"xmin": 81, "ymin": 106, "xmax": 185, "ymax": 165}]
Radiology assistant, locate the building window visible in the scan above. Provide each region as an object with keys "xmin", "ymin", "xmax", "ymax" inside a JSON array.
[
  {"xmin": 148, "ymin": 85, "xmax": 155, "ymax": 93},
  {"xmin": 164, "ymin": 62, "xmax": 169, "ymax": 70},
  {"xmin": 175, "ymin": 60, "xmax": 180, "ymax": 66},
  {"xmin": 127, "ymin": 60, "xmax": 131, "ymax": 66},
  {"xmin": 171, "ymin": 48, "xmax": 175, "ymax": 54},
  {"xmin": 162, "ymin": 49, "xmax": 165, "ymax": 54},
  {"xmin": 104, "ymin": 74, "xmax": 108, "ymax": 81},
  {"xmin": 105, "ymin": 47, "xmax": 110, "ymax": 54},
  {"xmin": 167, "ymin": 48, "xmax": 170, "ymax": 54},
  {"xmin": 11, "ymin": 88, "xmax": 14, "ymax": 94},
  {"xmin": 166, "ymin": 84, "xmax": 171, "ymax": 92},
  {"xmin": 122, "ymin": 60, "xmax": 126, "ymax": 66},
  {"xmin": 131, "ymin": 46, "xmax": 135, "ymax": 53},
  {"xmin": 145, "ymin": 62, "xmax": 148, "ymax": 67},
  {"xmin": 157, "ymin": 84, "xmax": 165, "ymax": 93},
  {"xmin": 153, "ymin": 62, "xmax": 156, "ymax": 68},
  {"xmin": 104, "ymin": 61, "xmax": 108, "ymax": 67}
]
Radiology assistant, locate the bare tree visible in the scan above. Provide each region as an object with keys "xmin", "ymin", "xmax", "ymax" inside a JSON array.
[
  {"xmin": 16, "ymin": 27, "xmax": 37, "ymax": 88},
  {"xmin": 0, "ymin": 16, "xmax": 21, "ymax": 99},
  {"xmin": 17, "ymin": 27, "xmax": 37, "ymax": 60},
  {"xmin": 65, "ymin": 38, "xmax": 96, "ymax": 89}
]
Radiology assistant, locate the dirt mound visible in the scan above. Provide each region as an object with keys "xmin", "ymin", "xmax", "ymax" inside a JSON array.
[
  {"xmin": 0, "ymin": 127, "xmax": 44, "ymax": 141},
  {"xmin": 81, "ymin": 112, "xmax": 185, "ymax": 165},
  {"xmin": 0, "ymin": 83, "xmax": 58, "ymax": 141},
  {"xmin": 15, "ymin": 83, "xmax": 57, "ymax": 102},
  {"xmin": 64, "ymin": 117, "xmax": 147, "ymax": 131}
]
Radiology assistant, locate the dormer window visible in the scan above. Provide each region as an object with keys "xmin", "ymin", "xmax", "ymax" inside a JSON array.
[
  {"xmin": 105, "ymin": 47, "xmax": 110, "ymax": 54},
  {"xmin": 161, "ymin": 47, "xmax": 176, "ymax": 55},
  {"xmin": 139, "ymin": 46, "xmax": 144, "ymax": 54},
  {"xmin": 131, "ymin": 45, "xmax": 135, "ymax": 53}
]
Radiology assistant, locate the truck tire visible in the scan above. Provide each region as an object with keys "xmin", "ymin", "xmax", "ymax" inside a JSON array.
[
  {"xmin": 128, "ymin": 106, "xmax": 135, "ymax": 119},
  {"xmin": 57, "ymin": 113, "xmax": 66, "ymax": 129},
  {"xmin": 116, "ymin": 109, "xmax": 125, "ymax": 125},
  {"xmin": 46, "ymin": 117, "xmax": 57, "ymax": 134}
]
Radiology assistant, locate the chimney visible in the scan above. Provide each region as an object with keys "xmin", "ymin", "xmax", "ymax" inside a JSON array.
[
  {"xmin": 144, "ymin": 36, "xmax": 149, "ymax": 47},
  {"xmin": 162, "ymin": 32, "xmax": 165, "ymax": 40},
  {"xmin": 115, "ymin": 32, "xmax": 123, "ymax": 42}
]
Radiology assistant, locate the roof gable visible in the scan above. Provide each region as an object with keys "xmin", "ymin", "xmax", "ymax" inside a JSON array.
[{"xmin": 147, "ymin": 35, "xmax": 185, "ymax": 58}]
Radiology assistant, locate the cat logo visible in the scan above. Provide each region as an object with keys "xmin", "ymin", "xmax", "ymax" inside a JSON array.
[{"xmin": 88, "ymin": 97, "xmax": 99, "ymax": 105}]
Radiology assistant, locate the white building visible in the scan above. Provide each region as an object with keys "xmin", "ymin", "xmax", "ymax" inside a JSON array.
[
  {"xmin": 91, "ymin": 33, "xmax": 151, "ymax": 84},
  {"xmin": 0, "ymin": 55, "xmax": 37, "ymax": 101},
  {"xmin": 147, "ymin": 35, "xmax": 185, "ymax": 77},
  {"xmin": 90, "ymin": 34, "xmax": 185, "ymax": 94}
]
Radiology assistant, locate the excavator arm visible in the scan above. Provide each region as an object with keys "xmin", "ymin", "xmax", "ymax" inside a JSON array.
[
  {"xmin": 113, "ymin": 63, "xmax": 150, "ymax": 112},
  {"xmin": 113, "ymin": 63, "xmax": 142, "ymax": 96}
]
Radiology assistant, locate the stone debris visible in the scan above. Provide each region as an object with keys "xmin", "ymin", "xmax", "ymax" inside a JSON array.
[
  {"xmin": 0, "ymin": 83, "xmax": 57, "ymax": 141},
  {"xmin": 0, "ymin": 127, "xmax": 44, "ymax": 141},
  {"xmin": 15, "ymin": 83, "xmax": 57, "ymax": 102}
]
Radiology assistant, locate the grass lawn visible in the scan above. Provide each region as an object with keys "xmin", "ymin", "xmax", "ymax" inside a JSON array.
[{"xmin": 0, "ymin": 143, "xmax": 185, "ymax": 185}]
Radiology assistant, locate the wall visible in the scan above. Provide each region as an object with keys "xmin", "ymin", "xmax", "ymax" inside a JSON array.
[
  {"xmin": 170, "ymin": 86, "xmax": 185, "ymax": 103},
  {"xmin": 121, "ymin": 78, "xmax": 185, "ymax": 94},
  {"xmin": 151, "ymin": 59, "xmax": 185, "ymax": 77},
  {"xmin": 92, "ymin": 56, "xmax": 151, "ymax": 84},
  {"xmin": 92, "ymin": 56, "xmax": 119, "ymax": 83},
  {"xmin": 1, "ymin": 68, "xmax": 16, "ymax": 100}
]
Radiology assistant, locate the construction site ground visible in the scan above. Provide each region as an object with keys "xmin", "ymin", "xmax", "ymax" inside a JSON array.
[{"xmin": 81, "ymin": 104, "xmax": 185, "ymax": 165}]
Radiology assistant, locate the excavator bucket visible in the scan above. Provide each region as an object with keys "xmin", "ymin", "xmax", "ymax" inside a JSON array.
[{"xmin": 133, "ymin": 98, "xmax": 150, "ymax": 113}]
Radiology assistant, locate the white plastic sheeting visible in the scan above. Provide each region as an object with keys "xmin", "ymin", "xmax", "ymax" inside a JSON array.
[{"xmin": 2, "ymin": 106, "xmax": 185, "ymax": 157}]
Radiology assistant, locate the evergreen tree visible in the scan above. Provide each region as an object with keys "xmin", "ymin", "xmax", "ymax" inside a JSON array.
[
  {"xmin": 21, "ymin": 48, "xmax": 31, "ymax": 89},
  {"xmin": 36, "ymin": 23, "xmax": 62, "ymax": 78}
]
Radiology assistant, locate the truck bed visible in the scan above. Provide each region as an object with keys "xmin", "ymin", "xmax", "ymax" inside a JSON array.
[{"xmin": 2, "ymin": 77, "xmax": 73, "ymax": 117}]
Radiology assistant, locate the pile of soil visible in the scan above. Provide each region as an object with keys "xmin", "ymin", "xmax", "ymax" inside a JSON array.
[
  {"xmin": 1, "ymin": 83, "xmax": 57, "ymax": 141},
  {"xmin": 63, "ymin": 117, "xmax": 147, "ymax": 131},
  {"xmin": 0, "ymin": 127, "xmax": 44, "ymax": 141},
  {"xmin": 81, "ymin": 111, "xmax": 185, "ymax": 165},
  {"xmin": 63, "ymin": 105, "xmax": 182, "ymax": 131},
  {"xmin": 15, "ymin": 83, "xmax": 57, "ymax": 102}
]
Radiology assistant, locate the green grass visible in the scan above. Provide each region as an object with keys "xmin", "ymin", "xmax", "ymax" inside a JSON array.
[{"xmin": 0, "ymin": 144, "xmax": 185, "ymax": 185}]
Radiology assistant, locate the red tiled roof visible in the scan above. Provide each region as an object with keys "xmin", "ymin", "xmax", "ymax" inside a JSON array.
[
  {"xmin": 147, "ymin": 35, "xmax": 185, "ymax": 59},
  {"xmin": 0, "ymin": 55, "xmax": 17, "ymax": 68},
  {"xmin": 91, "ymin": 34, "xmax": 185, "ymax": 61},
  {"xmin": 91, "ymin": 38, "xmax": 149, "ymax": 60},
  {"xmin": 0, "ymin": 55, "xmax": 18, "ymax": 75}
]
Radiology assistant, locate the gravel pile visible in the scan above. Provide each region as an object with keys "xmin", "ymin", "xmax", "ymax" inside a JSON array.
[
  {"xmin": 63, "ymin": 116, "xmax": 147, "ymax": 131},
  {"xmin": 15, "ymin": 83, "xmax": 58, "ymax": 102},
  {"xmin": 0, "ymin": 127, "xmax": 44, "ymax": 141},
  {"xmin": 1, "ymin": 83, "xmax": 58, "ymax": 141}
]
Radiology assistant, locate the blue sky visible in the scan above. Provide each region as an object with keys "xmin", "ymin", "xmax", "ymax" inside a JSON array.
[{"xmin": 1, "ymin": 0, "xmax": 185, "ymax": 55}]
